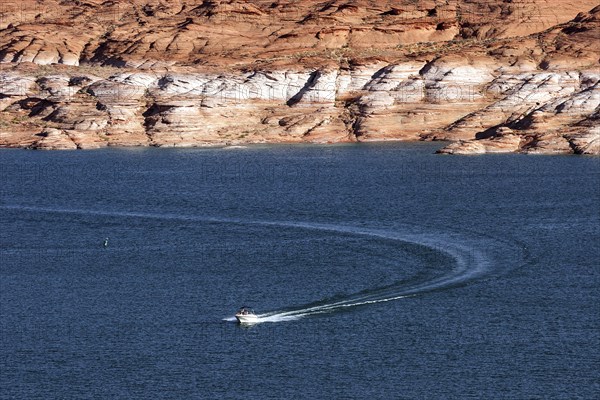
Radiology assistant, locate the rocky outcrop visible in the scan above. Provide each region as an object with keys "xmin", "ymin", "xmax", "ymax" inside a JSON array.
[
  {"xmin": 1, "ymin": 1, "xmax": 596, "ymax": 68},
  {"xmin": 29, "ymin": 128, "xmax": 77, "ymax": 150},
  {"xmin": 0, "ymin": 1, "xmax": 599, "ymax": 153},
  {"xmin": 2, "ymin": 61, "xmax": 597, "ymax": 151},
  {"xmin": 437, "ymin": 70, "xmax": 600, "ymax": 155}
]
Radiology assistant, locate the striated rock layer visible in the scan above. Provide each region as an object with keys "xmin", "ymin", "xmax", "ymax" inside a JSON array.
[{"xmin": 0, "ymin": 1, "xmax": 599, "ymax": 154}]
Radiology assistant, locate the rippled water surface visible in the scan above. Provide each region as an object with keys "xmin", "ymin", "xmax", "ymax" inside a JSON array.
[{"xmin": 1, "ymin": 143, "xmax": 599, "ymax": 399}]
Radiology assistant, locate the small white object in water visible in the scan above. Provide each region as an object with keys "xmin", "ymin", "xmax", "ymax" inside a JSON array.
[{"xmin": 235, "ymin": 307, "xmax": 258, "ymax": 324}]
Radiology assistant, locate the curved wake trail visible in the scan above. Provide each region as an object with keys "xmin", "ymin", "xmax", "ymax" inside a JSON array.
[
  {"xmin": 254, "ymin": 227, "xmax": 492, "ymax": 323},
  {"xmin": 0, "ymin": 204, "xmax": 519, "ymax": 324}
]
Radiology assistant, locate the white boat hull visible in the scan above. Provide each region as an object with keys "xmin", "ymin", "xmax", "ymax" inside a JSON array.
[{"xmin": 236, "ymin": 314, "xmax": 259, "ymax": 324}]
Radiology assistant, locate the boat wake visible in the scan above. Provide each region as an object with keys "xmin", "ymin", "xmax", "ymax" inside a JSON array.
[
  {"xmin": 226, "ymin": 223, "xmax": 513, "ymax": 324},
  {"xmin": 0, "ymin": 204, "xmax": 523, "ymax": 325}
]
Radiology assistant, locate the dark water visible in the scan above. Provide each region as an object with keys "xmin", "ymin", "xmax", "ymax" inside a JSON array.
[{"xmin": 0, "ymin": 143, "xmax": 598, "ymax": 399}]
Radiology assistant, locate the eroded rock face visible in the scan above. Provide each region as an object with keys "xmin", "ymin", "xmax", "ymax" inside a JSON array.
[
  {"xmin": 30, "ymin": 128, "xmax": 77, "ymax": 150},
  {"xmin": 0, "ymin": 1, "xmax": 598, "ymax": 153},
  {"xmin": 2, "ymin": 61, "xmax": 597, "ymax": 151},
  {"xmin": 1, "ymin": 1, "xmax": 596, "ymax": 67}
]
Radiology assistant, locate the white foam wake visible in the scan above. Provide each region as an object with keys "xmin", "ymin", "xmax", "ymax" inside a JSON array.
[
  {"xmin": 0, "ymin": 204, "xmax": 515, "ymax": 325},
  {"xmin": 244, "ymin": 227, "xmax": 491, "ymax": 324}
]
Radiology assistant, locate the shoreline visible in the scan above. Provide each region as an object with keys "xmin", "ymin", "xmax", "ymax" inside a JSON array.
[
  {"xmin": 0, "ymin": 138, "xmax": 446, "ymax": 151},
  {"xmin": 1, "ymin": 139, "xmax": 594, "ymax": 156}
]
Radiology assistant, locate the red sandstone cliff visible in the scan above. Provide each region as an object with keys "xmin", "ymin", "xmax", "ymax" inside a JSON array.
[{"xmin": 0, "ymin": 1, "xmax": 598, "ymax": 153}]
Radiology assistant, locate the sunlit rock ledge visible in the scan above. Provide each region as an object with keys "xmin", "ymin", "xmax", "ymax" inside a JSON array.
[
  {"xmin": 0, "ymin": 1, "xmax": 599, "ymax": 154},
  {"xmin": 1, "ymin": 62, "xmax": 598, "ymax": 154}
]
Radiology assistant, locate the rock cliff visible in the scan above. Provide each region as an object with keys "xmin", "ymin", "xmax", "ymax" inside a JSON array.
[{"xmin": 0, "ymin": 1, "xmax": 598, "ymax": 153}]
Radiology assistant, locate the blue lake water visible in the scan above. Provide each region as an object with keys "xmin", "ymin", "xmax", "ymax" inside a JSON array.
[{"xmin": 0, "ymin": 143, "xmax": 599, "ymax": 399}]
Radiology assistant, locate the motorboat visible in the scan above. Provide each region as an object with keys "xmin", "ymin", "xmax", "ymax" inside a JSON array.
[{"xmin": 235, "ymin": 307, "xmax": 258, "ymax": 324}]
